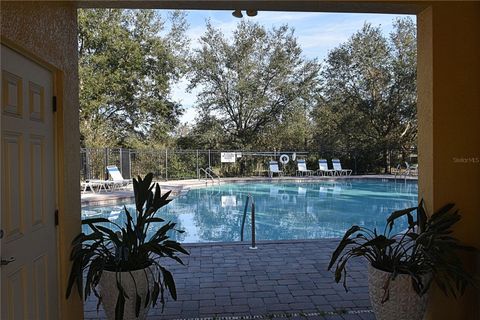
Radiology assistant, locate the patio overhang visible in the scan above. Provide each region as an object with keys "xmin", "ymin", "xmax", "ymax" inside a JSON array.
[
  {"xmin": 74, "ymin": 0, "xmax": 425, "ymax": 14},
  {"xmin": 1, "ymin": 1, "xmax": 479, "ymax": 319}
]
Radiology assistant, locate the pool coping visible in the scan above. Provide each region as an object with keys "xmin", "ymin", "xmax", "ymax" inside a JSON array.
[{"xmin": 81, "ymin": 174, "xmax": 418, "ymax": 207}]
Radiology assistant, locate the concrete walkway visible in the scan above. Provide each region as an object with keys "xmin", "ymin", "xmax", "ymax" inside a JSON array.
[{"xmin": 84, "ymin": 240, "xmax": 375, "ymax": 320}]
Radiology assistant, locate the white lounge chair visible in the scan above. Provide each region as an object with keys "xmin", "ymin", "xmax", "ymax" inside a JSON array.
[
  {"xmin": 81, "ymin": 179, "xmax": 112, "ymax": 193},
  {"xmin": 317, "ymin": 159, "xmax": 335, "ymax": 176},
  {"xmin": 332, "ymin": 159, "xmax": 352, "ymax": 176},
  {"xmin": 106, "ymin": 165, "xmax": 132, "ymax": 189},
  {"xmin": 405, "ymin": 162, "xmax": 418, "ymax": 176},
  {"xmin": 296, "ymin": 159, "xmax": 313, "ymax": 176},
  {"xmin": 268, "ymin": 161, "xmax": 283, "ymax": 178}
]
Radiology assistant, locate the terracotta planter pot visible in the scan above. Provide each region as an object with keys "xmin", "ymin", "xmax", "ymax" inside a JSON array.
[
  {"xmin": 99, "ymin": 268, "xmax": 153, "ymax": 320},
  {"xmin": 368, "ymin": 265, "xmax": 429, "ymax": 320}
]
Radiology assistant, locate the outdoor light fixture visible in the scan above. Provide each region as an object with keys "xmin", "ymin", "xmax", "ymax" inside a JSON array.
[
  {"xmin": 232, "ymin": 10, "xmax": 243, "ymax": 18},
  {"xmin": 232, "ymin": 9, "xmax": 258, "ymax": 18}
]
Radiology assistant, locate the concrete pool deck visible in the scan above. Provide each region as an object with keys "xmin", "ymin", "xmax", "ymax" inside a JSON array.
[
  {"xmin": 81, "ymin": 174, "xmax": 417, "ymax": 206},
  {"xmin": 84, "ymin": 239, "xmax": 375, "ymax": 320}
]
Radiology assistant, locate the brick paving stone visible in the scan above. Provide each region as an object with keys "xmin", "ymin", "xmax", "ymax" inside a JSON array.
[
  {"xmin": 278, "ymin": 293, "xmax": 296, "ymax": 304},
  {"xmin": 247, "ymin": 297, "xmax": 264, "ymax": 307},
  {"xmin": 199, "ymin": 299, "xmax": 215, "ymax": 307},
  {"xmin": 215, "ymin": 296, "xmax": 232, "ymax": 306},
  {"xmin": 254, "ymin": 291, "xmax": 277, "ymax": 298},
  {"xmin": 358, "ymin": 312, "xmax": 376, "ymax": 319},
  {"xmin": 83, "ymin": 240, "xmax": 372, "ymax": 319}
]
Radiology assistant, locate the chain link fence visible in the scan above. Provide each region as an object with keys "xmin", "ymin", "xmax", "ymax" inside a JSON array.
[{"xmin": 80, "ymin": 147, "xmax": 417, "ymax": 181}]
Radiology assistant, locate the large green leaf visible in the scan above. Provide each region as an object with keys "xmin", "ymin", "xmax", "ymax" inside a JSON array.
[
  {"xmin": 386, "ymin": 206, "xmax": 417, "ymax": 233},
  {"xmin": 114, "ymin": 290, "xmax": 125, "ymax": 320},
  {"xmin": 160, "ymin": 267, "xmax": 177, "ymax": 300},
  {"xmin": 327, "ymin": 225, "xmax": 361, "ymax": 270}
]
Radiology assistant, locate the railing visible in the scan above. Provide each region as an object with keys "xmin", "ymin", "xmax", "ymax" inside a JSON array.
[
  {"xmin": 240, "ymin": 194, "xmax": 257, "ymax": 249},
  {"xmin": 394, "ymin": 163, "xmax": 419, "ymax": 182},
  {"xmin": 206, "ymin": 166, "xmax": 221, "ymax": 183},
  {"xmin": 80, "ymin": 147, "xmax": 417, "ymax": 181},
  {"xmin": 198, "ymin": 167, "xmax": 220, "ymax": 184}
]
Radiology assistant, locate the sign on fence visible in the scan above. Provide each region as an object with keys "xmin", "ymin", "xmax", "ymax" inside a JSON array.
[
  {"xmin": 221, "ymin": 152, "xmax": 236, "ymax": 163},
  {"xmin": 221, "ymin": 195, "xmax": 237, "ymax": 207}
]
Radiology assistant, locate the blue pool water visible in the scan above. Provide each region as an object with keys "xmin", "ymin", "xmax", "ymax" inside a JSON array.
[{"xmin": 82, "ymin": 179, "xmax": 418, "ymax": 243}]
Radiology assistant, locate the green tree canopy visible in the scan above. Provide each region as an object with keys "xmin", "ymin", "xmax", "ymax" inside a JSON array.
[
  {"xmin": 78, "ymin": 9, "xmax": 189, "ymax": 148},
  {"xmin": 188, "ymin": 20, "xmax": 320, "ymax": 149},
  {"xmin": 312, "ymin": 18, "xmax": 417, "ymax": 172}
]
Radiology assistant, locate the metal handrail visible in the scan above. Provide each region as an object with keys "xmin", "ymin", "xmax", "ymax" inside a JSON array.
[
  {"xmin": 205, "ymin": 166, "xmax": 221, "ymax": 183},
  {"xmin": 240, "ymin": 194, "xmax": 257, "ymax": 249},
  {"xmin": 198, "ymin": 167, "xmax": 219, "ymax": 183},
  {"xmin": 394, "ymin": 164, "xmax": 409, "ymax": 183}
]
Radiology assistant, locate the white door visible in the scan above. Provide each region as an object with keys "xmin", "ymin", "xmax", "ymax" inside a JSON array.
[{"xmin": 1, "ymin": 45, "xmax": 58, "ymax": 320}]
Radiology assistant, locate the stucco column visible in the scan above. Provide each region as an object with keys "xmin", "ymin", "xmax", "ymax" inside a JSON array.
[{"xmin": 417, "ymin": 3, "xmax": 480, "ymax": 320}]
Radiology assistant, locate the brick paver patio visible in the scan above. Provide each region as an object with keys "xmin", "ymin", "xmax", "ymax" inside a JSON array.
[{"xmin": 84, "ymin": 240, "xmax": 375, "ymax": 320}]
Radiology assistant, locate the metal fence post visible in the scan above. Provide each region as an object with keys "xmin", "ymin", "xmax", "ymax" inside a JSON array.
[
  {"xmin": 85, "ymin": 149, "xmax": 90, "ymax": 180},
  {"xmin": 128, "ymin": 149, "xmax": 132, "ymax": 179},
  {"xmin": 104, "ymin": 148, "xmax": 109, "ymax": 180},
  {"xmin": 354, "ymin": 155, "xmax": 357, "ymax": 175},
  {"xmin": 208, "ymin": 149, "xmax": 211, "ymax": 168},
  {"xmin": 196, "ymin": 150, "xmax": 199, "ymax": 179},
  {"xmin": 119, "ymin": 147, "xmax": 123, "ymax": 176},
  {"xmin": 165, "ymin": 149, "xmax": 168, "ymax": 181}
]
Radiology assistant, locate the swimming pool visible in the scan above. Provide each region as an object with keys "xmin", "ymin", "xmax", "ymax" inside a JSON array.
[{"xmin": 82, "ymin": 179, "xmax": 418, "ymax": 243}]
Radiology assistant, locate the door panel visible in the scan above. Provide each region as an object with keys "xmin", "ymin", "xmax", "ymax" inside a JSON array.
[
  {"xmin": 2, "ymin": 132, "xmax": 24, "ymax": 239},
  {"xmin": 1, "ymin": 44, "xmax": 58, "ymax": 320},
  {"xmin": 6, "ymin": 267, "xmax": 27, "ymax": 319}
]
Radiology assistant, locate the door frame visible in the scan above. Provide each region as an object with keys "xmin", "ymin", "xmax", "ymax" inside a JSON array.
[{"xmin": 1, "ymin": 37, "xmax": 65, "ymax": 319}]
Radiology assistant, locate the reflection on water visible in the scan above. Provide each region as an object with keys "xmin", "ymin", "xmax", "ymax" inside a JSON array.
[{"xmin": 82, "ymin": 179, "xmax": 418, "ymax": 243}]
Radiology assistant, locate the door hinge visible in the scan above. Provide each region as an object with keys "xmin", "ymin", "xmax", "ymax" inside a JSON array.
[
  {"xmin": 52, "ymin": 96, "xmax": 57, "ymax": 113},
  {"xmin": 54, "ymin": 209, "xmax": 59, "ymax": 226}
]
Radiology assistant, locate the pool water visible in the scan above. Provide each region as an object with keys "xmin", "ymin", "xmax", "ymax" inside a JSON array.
[{"xmin": 82, "ymin": 179, "xmax": 418, "ymax": 243}]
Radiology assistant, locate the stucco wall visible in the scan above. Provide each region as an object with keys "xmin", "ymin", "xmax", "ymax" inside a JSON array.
[
  {"xmin": 1, "ymin": 2, "xmax": 82, "ymax": 319},
  {"xmin": 418, "ymin": 3, "xmax": 480, "ymax": 320}
]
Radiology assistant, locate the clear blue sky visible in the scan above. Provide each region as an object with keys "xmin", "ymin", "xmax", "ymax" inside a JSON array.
[{"xmin": 164, "ymin": 10, "xmax": 415, "ymax": 124}]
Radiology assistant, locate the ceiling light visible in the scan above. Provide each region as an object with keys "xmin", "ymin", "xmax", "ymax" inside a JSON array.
[
  {"xmin": 232, "ymin": 10, "xmax": 243, "ymax": 18},
  {"xmin": 246, "ymin": 10, "xmax": 258, "ymax": 17}
]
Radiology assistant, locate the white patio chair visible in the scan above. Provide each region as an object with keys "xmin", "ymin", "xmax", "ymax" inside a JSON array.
[
  {"xmin": 268, "ymin": 161, "xmax": 284, "ymax": 178},
  {"xmin": 296, "ymin": 159, "xmax": 313, "ymax": 176},
  {"xmin": 81, "ymin": 179, "xmax": 110, "ymax": 193},
  {"xmin": 317, "ymin": 159, "xmax": 335, "ymax": 176},
  {"xmin": 106, "ymin": 165, "xmax": 132, "ymax": 189},
  {"xmin": 332, "ymin": 159, "xmax": 352, "ymax": 176}
]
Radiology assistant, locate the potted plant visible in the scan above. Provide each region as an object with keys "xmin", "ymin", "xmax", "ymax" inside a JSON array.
[
  {"xmin": 66, "ymin": 173, "xmax": 189, "ymax": 320},
  {"xmin": 328, "ymin": 200, "xmax": 476, "ymax": 320}
]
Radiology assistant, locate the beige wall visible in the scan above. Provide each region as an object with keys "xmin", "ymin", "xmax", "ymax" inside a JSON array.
[
  {"xmin": 1, "ymin": 2, "xmax": 83, "ymax": 319},
  {"xmin": 418, "ymin": 3, "xmax": 480, "ymax": 319}
]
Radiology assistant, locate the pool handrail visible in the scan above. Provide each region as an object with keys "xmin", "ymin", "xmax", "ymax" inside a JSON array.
[
  {"xmin": 240, "ymin": 194, "xmax": 257, "ymax": 249},
  {"xmin": 198, "ymin": 167, "xmax": 220, "ymax": 184}
]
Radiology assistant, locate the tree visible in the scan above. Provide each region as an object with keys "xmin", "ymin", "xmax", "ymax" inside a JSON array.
[
  {"xmin": 188, "ymin": 20, "xmax": 320, "ymax": 149},
  {"xmin": 78, "ymin": 9, "xmax": 189, "ymax": 148},
  {"xmin": 312, "ymin": 18, "xmax": 417, "ymax": 172}
]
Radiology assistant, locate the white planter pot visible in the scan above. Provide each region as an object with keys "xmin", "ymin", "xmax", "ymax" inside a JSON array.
[
  {"xmin": 368, "ymin": 265, "xmax": 429, "ymax": 320},
  {"xmin": 99, "ymin": 268, "xmax": 153, "ymax": 320}
]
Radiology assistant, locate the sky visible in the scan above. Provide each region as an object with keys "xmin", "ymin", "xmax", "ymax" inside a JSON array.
[{"xmin": 165, "ymin": 10, "xmax": 415, "ymax": 125}]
